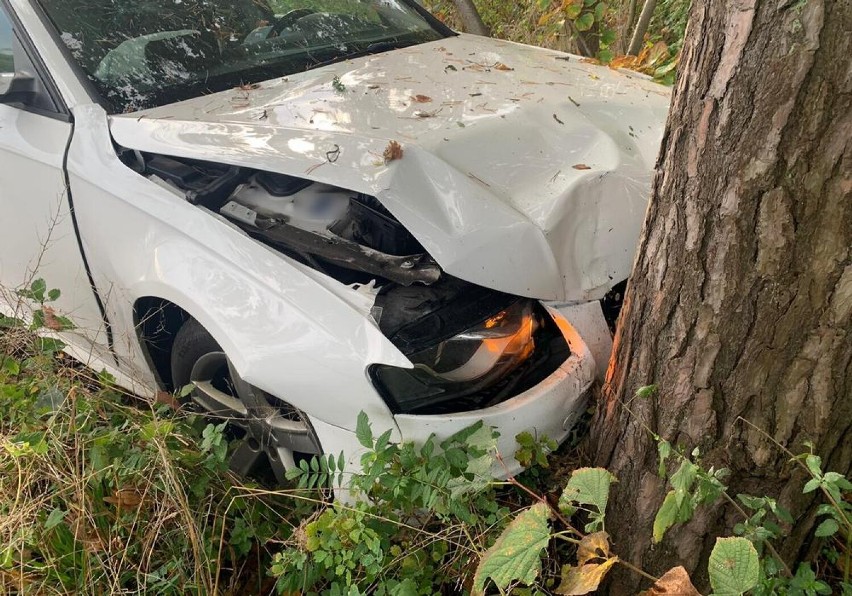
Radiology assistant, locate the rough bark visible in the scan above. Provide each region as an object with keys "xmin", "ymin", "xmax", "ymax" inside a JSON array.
[
  {"xmin": 590, "ymin": 0, "xmax": 851, "ymax": 591},
  {"xmin": 450, "ymin": 0, "xmax": 490, "ymax": 36}
]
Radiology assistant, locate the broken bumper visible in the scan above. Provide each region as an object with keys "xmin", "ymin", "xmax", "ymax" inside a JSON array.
[{"xmin": 392, "ymin": 308, "xmax": 595, "ymax": 478}]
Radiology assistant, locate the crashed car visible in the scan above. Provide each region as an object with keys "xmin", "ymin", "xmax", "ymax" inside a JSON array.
[{"xmin": 0, "ymin": 0, "xmax": 669, "ymax": 482}]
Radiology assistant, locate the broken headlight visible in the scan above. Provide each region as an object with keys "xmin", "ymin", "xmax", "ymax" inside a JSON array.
[{"xmin": 371, "ymin": 300, "xmax": 540, "ymax": 414}]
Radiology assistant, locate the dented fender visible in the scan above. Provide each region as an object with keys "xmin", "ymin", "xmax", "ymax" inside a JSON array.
[{"xmin": 66, "ymin": 105, "xmax": 407, "ymax": 437}]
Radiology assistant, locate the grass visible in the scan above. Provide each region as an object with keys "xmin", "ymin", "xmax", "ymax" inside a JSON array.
[{"xmin": 0, "ymin": 318, "xmax": 317, "ymax": 595}]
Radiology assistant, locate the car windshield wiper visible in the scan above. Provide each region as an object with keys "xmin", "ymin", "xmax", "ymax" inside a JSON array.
[{"xmin": 307, "ymin": 39, "xmax": 419, "ymax": 70}]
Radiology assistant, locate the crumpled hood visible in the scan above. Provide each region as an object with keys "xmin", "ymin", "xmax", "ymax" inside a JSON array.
[{"xmin": 109, "ymin": 34, "xmax": 670, "ymax": 301}]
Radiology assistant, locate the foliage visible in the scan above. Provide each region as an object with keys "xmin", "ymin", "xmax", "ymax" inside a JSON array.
[
  {"xmin": 650, "ymin": 434, "xmax": 850, "ymax": 594},
  {"xmin": 4, "ymin": 282, "xmax": 847, "ymax": 594},
  {"xmin": 1, "ymin": 282, "xmax": 310, "ymax": 594},
  {"xmin": 275, "ymin": 416, "xmax": 511, "ymax": 593},
  {"xmin": 421, "ymin": 0, "xmax": 690, "ymax": 82},
  {"xmin": 558, "ymin": 468, "xmax": 617, "ymax": 533},
  {"xmin": 472, "ymin": 503, "xmax": 551, "ymax": 595},
  {"xmin": 708, "ymin": 537, "xmax": 760, "ymax": 595}
]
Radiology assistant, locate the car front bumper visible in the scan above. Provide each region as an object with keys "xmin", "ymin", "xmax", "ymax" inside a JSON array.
[
  {"xmin": 308, "ymin": 307, "xmax": 596, "ymax": 484},
  {"xmin": 392, "ymin": 307, "xmax": 596, "ymax": 478}
]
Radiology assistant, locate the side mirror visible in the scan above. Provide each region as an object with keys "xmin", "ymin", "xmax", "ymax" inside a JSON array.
[{"xmin": 0, "ymin": 71, "xmax": 37, "ymax": 104}]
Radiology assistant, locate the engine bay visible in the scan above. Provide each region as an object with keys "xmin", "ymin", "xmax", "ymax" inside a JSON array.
[{"xmin": 126, "ymin": 151, "xmax": 572, "ymax": 414}]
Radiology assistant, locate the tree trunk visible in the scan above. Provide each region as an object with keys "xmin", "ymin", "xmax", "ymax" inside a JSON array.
[
  {"xmin": 627, "ymin": 0, "xmax": 658, "ymax": 55},
  {"xmin": 590, "ymin": 0, "xmax": 851, "ymax": 591},
  {"xmin": 451, "ymin": 0, "xmax": 490, "ymax": 36}
]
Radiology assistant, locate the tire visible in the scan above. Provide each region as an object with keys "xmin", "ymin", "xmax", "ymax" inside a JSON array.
[
  {"xmin": 169, "ymin": 317, "xmax": 321, "ymax": 485},
  {"xmin": 170, "ymin": 317, "xmax": 221, "ymax": 392}
]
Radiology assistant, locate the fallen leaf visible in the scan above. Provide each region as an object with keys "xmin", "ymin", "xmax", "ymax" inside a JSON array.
[
  {"xmin": 237, "ymin": 83, "xmax": 261, "ymax": 91},
  {"xmin": 104, "ymin": 488, "xmax": 144, "ymax": 511},
  {"xmin": 410, "ymin": 94, "xmax": 432, "ymax": 103},
  {"xmin": 383, "ymin": 140, "xmax": 404, "ymax": 163},
  {"xmin": 580, "ymin": 57, "xmax": 601, "ymax": 65},
  {"xmin": 556, "ymin": 557, "xmax": 619, "ymax": 595},
  {"xmin": 494, "ymin": 62, "xmax": 514, "ymax": 71},
  {"xmin": 577, "ymin": 532, "xmax": 611, "ymax": 565},
  {"xmin": 42, "ymin": 305, "xmax": 63, "ymax": 331},
  {"xmin": 69, "ymin": 512, "xmax": 105, "ymax": 552},
  {"xmin": 638, "ymin": 566, "xmax": 701, "ymax": 596},
  {"xmin": 609, "ymin": 55, "xmax": 641, "ymax": 70},
  {"xmin": 573, "ymin": 164, "xmax": 592, "ymax": 170},
  {"xmin": 155, "ymin": 390, "xmax": 181, "ymax": 410}
]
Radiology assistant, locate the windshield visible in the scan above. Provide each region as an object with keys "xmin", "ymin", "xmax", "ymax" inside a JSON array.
[{"xmin": 37, "ymin": 0, "xmax": 447, "ymax": 113}]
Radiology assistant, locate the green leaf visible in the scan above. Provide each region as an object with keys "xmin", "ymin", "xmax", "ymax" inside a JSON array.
[
  {"xmin": 472, "ymin": 503, "xmax": 551, "ymax": 595},
  {"xmin": 30, "ymin": 279, "xmax": 47, "ymax": 302},
  {"xmin": 1, "ymin": 357, "xmax": 20, "ymax": 376},
  {"xmin": 653, "ymin": 491, "xmax": 679, "ymax": 543},
  {"xmin": 594, "ymin": 2, "xmax": 605, "ymax": 23},
  {"xmin": 805, "ymin": 454, "xmax": 822, "ymax": 477},
  {"xmin": 37, "ymin": 338, "xmax": 65, "ymax": 354},
  {"xmin": 559, "ymin": 468, "xmax": 616, "ymax": 518},
  {"xmin": 575, "ymin": 12, "xmax": 595, "ymax": 31},
  {"xmin": 737, "ymin": 494, "xmax": 766, "ymax": 511},
  {"xmin": 47, "ymin": 288, "xmax": 61, "ymax": 302},
  {"xmin": 814, "ymin": 518, "xmax": 839, "ymax": 538},
  {"xmin": 44, "ymin": 508, "xmax": 67, "ymax": 530},
  {"xmin": 636, "ymin": 385, "xmax": 658, "ymax": 399},
  {"xmin": 670, "ymin": 460, "xmax": 699, "ymax": 505},
  {"xmin": 600, "ymin": 27, "xmax": 617, "ymax": 46},
  {"xmin": 355, "ymin": 411, "xmax": 373, "ymax": 448},
  {"xmin": 375, "ymin": 428, "xmax": 393, "ymax": 453},
  {"xmin": 708, "ymin": 537, "xmax": 760, "ymax": 595},
  {"xmin": 565, "ymin": 4, "xmax": 582, "ymax": 19},
  {"xmin": 657, "ymin": 440, "xmax": 672, "ymax": 477},
  {"xmin": 803, "ymin": 478, "xmax": 820, "ymax": 493}
]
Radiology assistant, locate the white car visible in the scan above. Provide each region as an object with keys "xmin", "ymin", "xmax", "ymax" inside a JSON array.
[{"xmin": 0, "ymin": 0, "xmax": 669, "ymax": 483}]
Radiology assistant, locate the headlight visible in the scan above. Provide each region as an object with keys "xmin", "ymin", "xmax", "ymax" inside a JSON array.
[{"xmin": 371, "ymin": 300, "xmax": 540, "ymax": 414}]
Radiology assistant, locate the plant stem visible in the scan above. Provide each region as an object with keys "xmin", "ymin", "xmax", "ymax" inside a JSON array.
[
  {"xmin": 720, "ymin": 491, "xmax": 793, "ymax": 578},
  {"xmin": 617, "ymin": 558, "xmax": 659, "ymax": 583},
  {"xmin": 737, "ymin": 417, "xmax": 852, "ymax": 533},
  {"xmin": 495, "ymin": 452, "xmax": 584, "ymax": 537}
]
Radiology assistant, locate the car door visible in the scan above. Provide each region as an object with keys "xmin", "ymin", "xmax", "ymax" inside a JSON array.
[{"xmin": 0, "ymin": 3, "xmax": 109, "ymax": 350}]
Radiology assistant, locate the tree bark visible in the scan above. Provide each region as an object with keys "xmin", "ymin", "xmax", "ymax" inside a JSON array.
[
  {"xmin": 451, "ymin": 0, "xmax": 490, "ymax": 36},
  {"xmin": 590, "ymin": 0, "xmax": 851, "ymax": 591}
]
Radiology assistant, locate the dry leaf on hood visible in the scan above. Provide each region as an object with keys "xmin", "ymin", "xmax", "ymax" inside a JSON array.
[
  {"xmin": 573, "ymin": 164, "xmax": 592, "ymax": 170},
  {"xmin": 383, "ymin": 141, "xmax": 404, "ymax": 163},
  {"xmin": 494, "ymin": 62, "xmax": 514, "ymax": 71},
  {"xmin": 410, "ymin": 94, "xmax": 432, "ymax": 103}
]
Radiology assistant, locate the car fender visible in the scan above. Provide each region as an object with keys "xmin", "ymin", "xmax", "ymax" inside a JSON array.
[{"xmin": 65, "ymin": 104, "xmax": 407, "ymax": 438}]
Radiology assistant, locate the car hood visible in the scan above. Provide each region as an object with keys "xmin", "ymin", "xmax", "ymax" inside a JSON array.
[{"xmin": 108, "ymin": 34, "xmax": 670, "ymax": 301}]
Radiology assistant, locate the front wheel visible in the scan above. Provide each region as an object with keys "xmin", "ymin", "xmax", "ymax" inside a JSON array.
[{"xmin": 171, "ymin": 318, "xmax": 321, "ymax": 485}]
